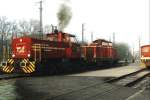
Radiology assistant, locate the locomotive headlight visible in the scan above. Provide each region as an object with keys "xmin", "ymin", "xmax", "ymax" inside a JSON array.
[
  {"xmin": 20, "ymin": 39, "xmax": 22, "ymax": 42},
  {"xmin": 27, "ymin": 54, "xmax": 31, "ymax": 57},
  {"xmin": 12, "ymin": 54, "xmax": 15, "ymax": 58}
]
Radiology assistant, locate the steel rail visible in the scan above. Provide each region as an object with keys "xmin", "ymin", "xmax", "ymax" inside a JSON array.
[{"xmin": 106, "ymin": 68, "xmax": 150, "ymax": 87}]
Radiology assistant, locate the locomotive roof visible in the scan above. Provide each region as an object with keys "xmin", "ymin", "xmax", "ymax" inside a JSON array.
[
  {"xmin": 47, "ymin": 32, "xmax": 75, "ymax": 37},
  {"xmin": 141, "ymin": 45, "xmax": 150, "ymax": 48},
  {"xmin": 93, "ymin": 39, "xmax": 112, "ymax": 43}
]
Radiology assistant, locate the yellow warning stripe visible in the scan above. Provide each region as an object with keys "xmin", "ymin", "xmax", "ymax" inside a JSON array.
[
  {"xmin": 24, "ymin": 68, "xmax": 29, "ymax": 73},
  {"xmin": 10, "ymin": 60, "xmax": 14, "ymax": 64},
  {"xmin": 7, "ymin": 68, "xmax": 11, "ymax": 73},
  {"xmin": 5, "ymin": 67, "xmax": 9, "ymax": 73},
  {"xmin": 8, "ymin": 67, "xmax": 14, "ymax": 73},
  {"xmin": 22, "ymin": 67, "xmax": 28, "ymax": 73},
  {"xmin": 26, "ymin": 66, "xmax": 32, "ymax": 73},
  {"xmin": 30, "ymin": 66, "xmax": 35, "ymax": 72},
  {"xmin": 26, "ymin": 67, "xmax": 32, "ymax": 73},
  {"xmin": 20, "ymin": 59, "xmax": 35, "ymax": 73},
  {"xmin": 29, "ymin": 62, "xmax": 35, "ymax": 68},
  {"xmin": 23, "ymin": 67, "xmax": 31, "ymax": 73},
  {"xmin": 2, "ymin": 66, "xmax": 14, "ymax": 73},
  {"xmin": 23, "ymin": 59, "xmax": 28, "ymax": 63},
  {"xmin": 30, "ymin": 65, "xmax": 35, "ymax": 71},
  {"xmin": 6, "ymin": 67, "xmax": 11, "ymax": 73},
  {"xmin": 3, "ymin": 66, "xmax": 9, "ymax": 72},
  {"xmin": 25, "ymin": 67, "xmax": 31, "ymax": 73},
  {"xmin": 1, "ymin": 58, "xmax": 14, "ymax": 73},
  {"xmin": 23, "ymin": 67, "xmax": 29, "ymax": 73},
  {"xmin": 8, "ymin": 59, "xmax": 12, "ymax": 63},
  {"xmin": 2, "ymin": 67, "xmax": 7, "ymax": 72},
  {"xmin": 7, "ymin": 59, "xmax": 14, "ymax": 65},
  {"xmin": 10, "ymin": 67, "xmax": 14, "ymax": 72},
  {"xmin": 5, "ymin": 67, "xmax": 10, "ymax": 73},
  {"xmin": 28, "ymin": 65, "xmax": 34, "ymax": 72},
  {"xmin": 7, "ymin": 59, "xmax": 10, "ymax": 62},
  {"xmin": 2, "ymin": 66, "xmax": 7, "ymax": 71}
]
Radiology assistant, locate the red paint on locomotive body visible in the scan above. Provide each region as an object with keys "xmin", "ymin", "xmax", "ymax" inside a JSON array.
[
  {"xmin": 12, "ymin": 31, "xmax": 81, "ymax": 62},
  {"xmin": 12, "ymin": 37, "xmax": 32, "ymax": 59},
  {"xmin": 141, "ymin": 45, "xmax": 150, "ymax": 68},
  {"xmin": 81, "ymin": 39, "xmax": 117, "ymax": 63}
]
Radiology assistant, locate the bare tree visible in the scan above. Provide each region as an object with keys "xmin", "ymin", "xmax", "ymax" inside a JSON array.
[
  {"xmin": 30, "ymin": 19, "xmax": 40, "ymax": 34},
  {"xmin": 0, "ymin": 16, "xmax": 12, "ymax": 60},
  {"xmin": 0, "ymin": 16, "xmax": 12, "ymax": 37},
  {"xmin": 43, "ymin": 25, "xmax": 52, "ymax": 34},
  {"xmin": 19, "ymin": 20, "xmax": 31, "ymax": 36},
  {"xmin": 10, "ymin": 21, "xmax": 19, "ymax": 39},
  {"xmin": 18, "ymin": 19, "xmax": 40, "ymax": 36}
]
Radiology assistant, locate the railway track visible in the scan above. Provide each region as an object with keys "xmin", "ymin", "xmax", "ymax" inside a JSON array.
[
  {"xmin": 49, "ymin": 68, "xmax": 150, "ymax": 99},
  {"xmin": 0, "ymin": 67, "xmax": 149, "ymax": 85},
  {"xmin": 106, "ymin": 68, "xmax": 150, "ymax": 87},
  {"xmin": 0, "ymin": 73, "xmax": 47, "ymax": 80},
  {"xmin": 48, "ymin": 68, "xmax": 150, "ymax": 100},
  {"xmin": 0, "ymin": 74, "xmax": 32, "ymax": 80},
  {"xmin": 0, "ymin": 67, "xmax": 149, "ymax": 100}
]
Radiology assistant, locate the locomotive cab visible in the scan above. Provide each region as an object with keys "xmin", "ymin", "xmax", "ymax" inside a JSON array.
[{"xmin": 46, "ymin": 29, "xmax": 77, "ymax": 44}]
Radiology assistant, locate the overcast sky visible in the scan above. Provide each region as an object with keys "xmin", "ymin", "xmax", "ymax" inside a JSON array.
[{"xmin": 0, "ymin": 0, "xmax": 149, "ymax": 50}]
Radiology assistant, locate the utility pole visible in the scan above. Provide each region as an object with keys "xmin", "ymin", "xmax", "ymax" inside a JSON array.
[
  {"xmin": 113, "ymin": 32, "xmax": 115, "ymax": 47},
  {"xmin": 149, "ymin": 0, "xmax": 150, "ymax": 43},
  {"xmin": 109, "ymin": 36, "xmax": 111, "ymax": 42},
  {"xmin": 132, "ymin": 44, "xmax": 135, "ymax": 63},
  {"xmin": 82, "ymin": 23, "xmax": 85, "ymax": 45},
  {"xmin": 148, "ymin": 0, "xmax": 150, "ymax": 44},
  {"xmin": 91, "ymin": 32, "xmax": 93, "ymax": 42},
  {"xmin": 51, "ymin": 24, "xmax": 54, "ymax": 33},
  {"xmin": 139, "ymin": 35, "xmax": 141, "ymax": 60},
  {"xmin": 39, "ymin": 0, "xmax": 43, "ymax": 39},
  {"xmin": 1, "ymin": 33, "xmax": 4, "ymax": 61}
]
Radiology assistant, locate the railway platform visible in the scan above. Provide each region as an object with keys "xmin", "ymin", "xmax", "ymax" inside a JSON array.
[{"xmin": 69, "ymin": 63, "xmax": 143, "ymax": 77}]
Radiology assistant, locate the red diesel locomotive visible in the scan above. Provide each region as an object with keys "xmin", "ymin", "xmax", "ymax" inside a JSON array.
[
  {"xmin": 141, "ymin": 45, "xmax": 150, "ymax": 68},
  {"xmin": 1, "ymin": 30, "xmax": 118, "ymax": 73},
  {"xmin": 82, "ymin": 39, "xmax": 117, "ymax": 64}
]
